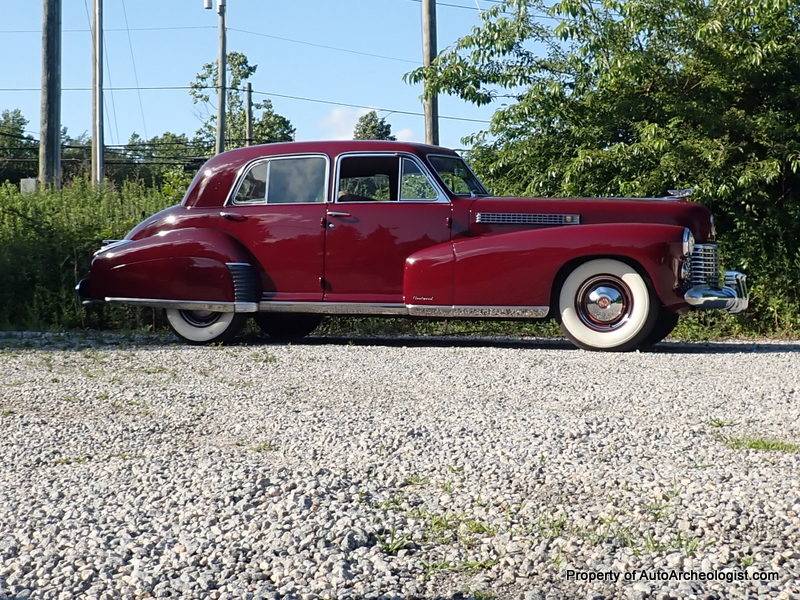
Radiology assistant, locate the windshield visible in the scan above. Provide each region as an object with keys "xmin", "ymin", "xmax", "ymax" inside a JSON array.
[{"xmin": 428, "ymin": 155, "xmax": 488, "ymax": 197}]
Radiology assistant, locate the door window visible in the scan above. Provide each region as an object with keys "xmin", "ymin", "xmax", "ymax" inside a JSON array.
[
  {"xmin": 399, "ymin": 158, "xmax": 438, "ymax": 201},
  {"xmin": 233, "ymin": 155, "xmax": 327, "ymax": 204}
]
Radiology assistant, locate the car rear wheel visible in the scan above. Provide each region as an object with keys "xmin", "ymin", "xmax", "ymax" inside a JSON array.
[
  {"xmin": 255, "ymin": 313, "xmax": 322, "ymax": 342},
  {"xmin": 558, "ymin": 259, "xmax": 658, "ymax": 351},
  {"xmin": 165, "ymin": 309, "xmax": 246, "ymax": 345}
]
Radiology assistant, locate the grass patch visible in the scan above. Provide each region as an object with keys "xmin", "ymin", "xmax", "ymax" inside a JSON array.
[
  {"xmin": 251, "ymin": 441, "xmax": 278, "ymax": 453},
  {"xmin": 0, "ymin": 407, "xmax": 14, "ymax": 417},
  {"xmin": 422, "ymin": 558, "xmax": 499, "ymax": 575},
  {"xmin": 709, "ymin": 418, "xmax": 736, "ymax": 428},
  {"xmin": 402, "ymin": 473, "xmax": 429, "ymax": 486},
  {"xmin": 379, "ymin": 528, "xmax": 414, "ymax": 555},
  {"xmin": 54, "ymin": 455, "xmax": 89, "ymax": 465},
  {"xmin": 462, "ymin": 519, "xmax": 497, "ymax": 536},
  {"xmin": 725, "ymin": 436, "xmax": 800, "ymax": 454}
]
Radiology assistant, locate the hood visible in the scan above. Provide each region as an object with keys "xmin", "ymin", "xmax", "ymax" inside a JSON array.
[{"xmin": 469, "ymin": 196, "xmax": 714, "ymax": 242}]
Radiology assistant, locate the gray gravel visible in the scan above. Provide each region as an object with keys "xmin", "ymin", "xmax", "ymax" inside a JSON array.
[{"xmin": 1, "ymin": 331, "xmax": 799, "ymax": 599}]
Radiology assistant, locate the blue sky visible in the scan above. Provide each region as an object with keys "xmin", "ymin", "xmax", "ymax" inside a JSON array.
[{"xmin": 0, "ymin": 0, "xmax": 500, "ymax": 149}]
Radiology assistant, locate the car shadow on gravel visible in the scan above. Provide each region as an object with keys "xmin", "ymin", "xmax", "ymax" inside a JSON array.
[{"xmin": 287, "ymin": 335, "xmax": 800, "ymax": 354}]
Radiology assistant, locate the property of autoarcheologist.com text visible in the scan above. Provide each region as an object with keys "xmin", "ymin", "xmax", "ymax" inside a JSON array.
[{"xmin": 564, "ymin": 569, "xmax": 780, "ymax": 584}]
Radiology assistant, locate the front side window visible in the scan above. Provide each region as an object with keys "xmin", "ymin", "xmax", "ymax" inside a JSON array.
[
  {"xmin": 428, "ymin": 155, "xmax": 488, "ymax": 197},
  {"xmin": 234, "ymin": 156, "xmax": 326, "ymax": 204},
  {"xmin": 399, "ymin": 158, "xmax": 438, "ymax": 200},
  {"xmin": 337, "ymin": 154, "xmax": 441, "ymax": 202}
]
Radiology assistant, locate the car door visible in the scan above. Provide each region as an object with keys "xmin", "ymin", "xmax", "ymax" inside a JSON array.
[
  {"xmin": 216, "ymin": 154, "xmax": 329, "ymax": 301},
  {"xmin": 323, "ymin": 153, "xmax": 451, "ymax": 303}
]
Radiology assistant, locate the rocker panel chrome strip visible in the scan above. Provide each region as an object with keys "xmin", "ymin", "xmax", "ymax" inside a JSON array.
[
  {"xmin": 105, "ymin": 298, "xmax": 258, "ymax": 313},
  {"xmin": 258, "ymin": 301, "xmax": 549, "ymax": 319}
]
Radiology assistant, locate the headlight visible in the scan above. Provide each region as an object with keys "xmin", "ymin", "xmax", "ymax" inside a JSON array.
[{"xmin": 682, "ymin": 228, "xmax": 695, "ymax": 256}]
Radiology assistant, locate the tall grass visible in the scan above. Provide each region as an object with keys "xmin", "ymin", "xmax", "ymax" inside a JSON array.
[{"xmin": 0, "ymin": 179, "xmax": 174, "ymax": 329}]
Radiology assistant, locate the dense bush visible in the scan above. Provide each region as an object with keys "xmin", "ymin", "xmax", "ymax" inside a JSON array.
[{"xmin": 0, "ymin": 180, "xmax": 176, "ymax": 329}]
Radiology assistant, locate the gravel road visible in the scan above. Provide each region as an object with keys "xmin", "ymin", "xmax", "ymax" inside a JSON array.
[{"xmin": 1, "ymin": 332, "xmax": 799, "ymax": 599}]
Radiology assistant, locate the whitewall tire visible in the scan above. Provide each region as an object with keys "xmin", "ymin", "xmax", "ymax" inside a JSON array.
[
  {"xmin": 165, "ymin": 309, "xmax": 246, "ymax": 345},
  {"xmin": 558, "ymin": 259, "xmax": 658, "ymax": 351}
]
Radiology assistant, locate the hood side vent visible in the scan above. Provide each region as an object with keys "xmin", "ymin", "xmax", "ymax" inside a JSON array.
[{"xmin": 475, "ymin": 212, "xmax": 581, "ymax": 226}]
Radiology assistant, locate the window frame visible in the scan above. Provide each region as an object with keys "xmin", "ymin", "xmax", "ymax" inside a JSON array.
[
  {"xmin": 225, "ymin": 152, "xmax": 330, "ymax": 206},
  {"xmin": 426, "ymin": 152, "xmax": 489, "ymax": 197},
  {"xmin": 334, "ymin": 151, "xmax": 449, "ymax": 204}
]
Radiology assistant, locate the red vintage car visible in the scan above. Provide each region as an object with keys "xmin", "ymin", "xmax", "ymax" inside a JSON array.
[{"xmin": 78, "ymin": 140, "xmax": 747, "ymax": 351}]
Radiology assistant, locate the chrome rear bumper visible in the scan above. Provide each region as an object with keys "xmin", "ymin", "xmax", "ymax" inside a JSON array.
[{"xmin": 684, "ymin": 271, "xmax": 748, "ymax": 314}]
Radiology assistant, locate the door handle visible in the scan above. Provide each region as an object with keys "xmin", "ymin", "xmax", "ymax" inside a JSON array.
[
  {"xmin": 220, "ymin": 211, "xmax": 247, "ymax": 221},
  {"xmin": 327, "ymin": 211, "xmax": 351, "ymax": 218}
]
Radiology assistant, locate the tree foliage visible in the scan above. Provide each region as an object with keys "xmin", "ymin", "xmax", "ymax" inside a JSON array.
[
  {"xmin": 190, "ymin": 51, "xmax": 295, "ymax": 146},
  {"xmin": 408, "ymin": 0, "xmax": 800, "ymax": 332},
  {"xmin": 353, "ymin": 111, "xmax": 396, "ymax": 141}
]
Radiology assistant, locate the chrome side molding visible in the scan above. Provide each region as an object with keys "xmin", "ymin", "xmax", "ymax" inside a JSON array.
[
  {"xmin": 259, "ymin": 300, "xmax": 549, "ymax": 319},
  {"xmin": 105, "ymin": 298, "xmax": 258, "ymax": 313},
  {"xmin": 102, "ymin": 298, "xmax": 550, "ymax": 319},
  {"xmin": 684, "ymin": 271, "xmax": 748, "ymax": 314}
]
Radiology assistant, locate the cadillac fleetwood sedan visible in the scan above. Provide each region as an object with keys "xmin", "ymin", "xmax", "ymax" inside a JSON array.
[{"xmin": 77, "ymin": 140, "xmax": 748, "ymax": 351}]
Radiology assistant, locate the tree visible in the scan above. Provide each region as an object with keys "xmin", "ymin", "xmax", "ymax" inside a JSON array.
[
  {"xmin": 0, "ymin": 109, "xmax": 38, "ymax": 183},
  {"xmin": 353, "ymin": 111, "xmax": 396, "ymax": 141},
  {"xmin": 190, "ymin": 51, "xmax": 295, "ymax": 146},
  {"xmin": 408, "ymin": 0, "xmax": 800, "ymax": 332}
]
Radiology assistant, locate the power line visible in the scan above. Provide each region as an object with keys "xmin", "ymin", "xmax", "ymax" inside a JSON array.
[
  {"xmin": 228, "ymin": 27, "xmax": 420, "ymax": 65},
  {"xmin": 121, "ymin": 0, "xmax": 148, "ymax": 139},
  {"xmin": 0, "ymin": 25, "xmax": 216, "ymax": 33},
  {"xmin": 0, "ymin": 85, "xmax": 492, "ymax": 124}
]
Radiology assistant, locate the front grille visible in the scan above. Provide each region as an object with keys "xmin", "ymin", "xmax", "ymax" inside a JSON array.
[{"xmin": 688, "ymin": 244, "xmax": 720, "ymax": 287}]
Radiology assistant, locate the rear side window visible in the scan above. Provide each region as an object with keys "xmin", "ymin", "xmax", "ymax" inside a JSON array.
[{"xmin": 233, "ymin": 155, "xmax": 327, "ymax": 204}]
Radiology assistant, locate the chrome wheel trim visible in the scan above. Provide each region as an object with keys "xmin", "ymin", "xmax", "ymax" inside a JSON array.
[
  {"xmin": 575, "ymin": 275, "xmax": 633, "ymax": 332},
  {"xmin": 178, "ymin": 309, "xmax": 222, "ymax": 328}
]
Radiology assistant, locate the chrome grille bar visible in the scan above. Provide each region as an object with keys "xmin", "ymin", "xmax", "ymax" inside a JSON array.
[{"xmin": 689, "ymin": 244, "xmax": 720, "ymax": 287}]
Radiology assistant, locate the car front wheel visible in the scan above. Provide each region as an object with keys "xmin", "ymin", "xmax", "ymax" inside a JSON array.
[
  {"xmin": 165, "ymin": 309, "xmax": 246, "ymax": 345},
  {"xmin": 558, "ymin": 258, "xmax": 658, "ymax": 352}
]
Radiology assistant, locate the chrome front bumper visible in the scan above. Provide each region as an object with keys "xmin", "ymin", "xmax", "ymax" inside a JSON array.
[{"xmin": 684, "ymin": 271, "xmax": 748, "ymax": 314}]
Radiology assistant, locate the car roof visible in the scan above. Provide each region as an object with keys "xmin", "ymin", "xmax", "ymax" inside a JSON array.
[
  {"xmin": 218, "ymin": 139, "xmax": 459, "ymax": 160},
  {"xmin": 183, "ymin": 140, "xmax": 461, "ymax": 208}
]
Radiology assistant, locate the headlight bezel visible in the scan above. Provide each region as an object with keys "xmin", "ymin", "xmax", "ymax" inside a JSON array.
[{"xmin": 682, "ymin": 228, "xmax": 695, "ymax": 257}]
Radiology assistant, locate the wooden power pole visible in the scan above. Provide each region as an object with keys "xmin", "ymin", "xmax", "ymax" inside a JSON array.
[
  {"xmin": 422, "ymin": 0, "xmax": 439, "ymax": 146},
  {"xmin": 39, "ymin": 0, "xmax": 62, "ymax": 188},
  {"xmin": 91, "ymin": 0, "xmax": 104, "ymax": 186},
  {"xmin": 245, "ymin": 82, "xmax": 253, "ymax": 146},
  {"xmin": 216, "ymin": 0, "xmax": 227, "ymax": 154}
]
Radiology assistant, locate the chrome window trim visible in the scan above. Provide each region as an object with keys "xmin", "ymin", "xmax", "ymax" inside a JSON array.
[
  {"xmin": 224, "ymin": 152, "xmax": 330, "ymax": 207},
  {"xmin": 426, "ymin": 152, "xmax": 489, "ymax": 197},
  {"xmin": 333, "ymin": 151, "xmax": 449, "ymax": 204}
]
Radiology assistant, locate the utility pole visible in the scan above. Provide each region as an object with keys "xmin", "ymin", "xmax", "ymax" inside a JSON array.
[
  {"xmin": 216, "ymin": 0, "xmax": 227, "ymax": 153},
  {"xmin": 91, "ymin": 0, "xmax": 104, "ymax": 186},
  {"xmin": 245, "ymin": 82, "xmax": 253, "ymax": 146},
  {"xmin": 422, "ymin": 0, "xmax": 439, "ymax": 146},
  {"xmin": 39, "ymin": 0, "xmax": 62, "ymax": 188}
]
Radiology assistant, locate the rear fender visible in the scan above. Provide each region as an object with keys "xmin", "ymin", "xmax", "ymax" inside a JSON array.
[
  {"xmin": 85, "ymin": 227, "xmax": 260, "ymax": 305},
  {"xmin": 452, "ymin": 223, "xmax": 687, "ymax": 309}
]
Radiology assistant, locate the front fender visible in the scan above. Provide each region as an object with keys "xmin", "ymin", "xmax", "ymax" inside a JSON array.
[
  {"xmin": 449, "ymin": 223, "xmax": 687, "ymax": 309},
  {"xmin": 84, "ymin": 227, "xmax": 259, "ymax": 304}
]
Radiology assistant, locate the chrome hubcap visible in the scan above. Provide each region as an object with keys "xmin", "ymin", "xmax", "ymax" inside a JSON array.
[
  {"xmin": 575, "ymin": 276, "xmax": 633, "ymax": 332},
  {"xmin": 179, "ymin": 309, "xmax": 222, "ymax": 328}
]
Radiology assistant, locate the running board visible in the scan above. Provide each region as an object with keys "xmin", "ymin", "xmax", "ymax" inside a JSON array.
[{"xmin": 105, "ymin": 298, "xmax": 258, "ymax": 313}]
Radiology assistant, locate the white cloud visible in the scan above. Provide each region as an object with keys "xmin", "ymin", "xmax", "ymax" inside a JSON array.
[
  {"xmin": 317, "ymin": 107, "xmax": 370, "ymax": 140},
  {"xmin": 394, "ymin": 128, "xmax": 417, "ymax": 142}
]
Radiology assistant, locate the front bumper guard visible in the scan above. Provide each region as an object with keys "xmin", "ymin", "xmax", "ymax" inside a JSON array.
[{"xmin": 684, "ymin": 271, "xmax": 748, "ymax": 314}]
